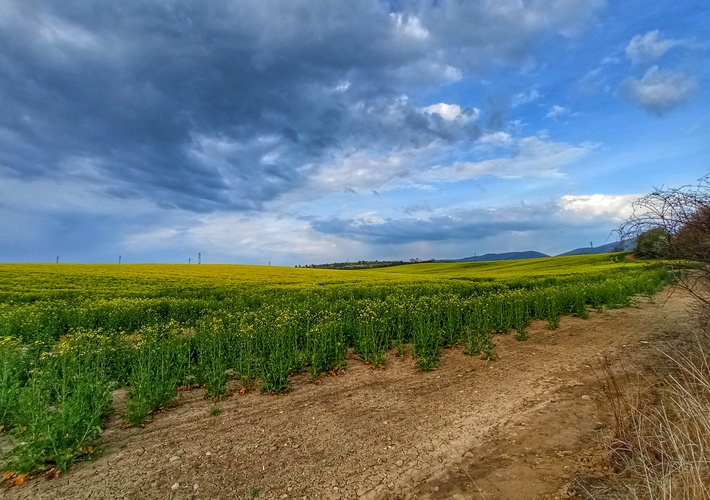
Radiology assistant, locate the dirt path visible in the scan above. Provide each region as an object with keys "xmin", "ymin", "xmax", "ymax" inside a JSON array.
[{"xmin": 3, "ymin": 289, "xmax": 692, "ymax": 500}]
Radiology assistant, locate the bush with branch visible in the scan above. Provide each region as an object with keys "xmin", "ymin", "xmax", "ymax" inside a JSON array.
[
  {"xmin": 618, "ymin": 173, "xmax": 710, "ymax": 308},
  {"xmin": 618, "ymin": 174, "xmax": 710, "ymax": 262}
]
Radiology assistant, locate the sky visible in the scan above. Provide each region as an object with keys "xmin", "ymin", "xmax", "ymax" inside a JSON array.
[{"xmin": 1, "ymin": 0, "xmax": 708, "ymax": 265}]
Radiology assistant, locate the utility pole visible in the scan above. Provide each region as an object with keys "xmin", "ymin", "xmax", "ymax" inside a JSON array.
[
  {"xmin": 119, "ymin": 255, "xmax": 121, "ymax": 264},
  {"xmin": 56, "ymin": 256, "xmax": 59, "ymax": 264},
  {"xmin": 189, "ymin": 258, "xmax": 191, "ymax": 264},
  {"xmin": 198, "ymin": 252, "xmax": 201, "ymax": 264}
]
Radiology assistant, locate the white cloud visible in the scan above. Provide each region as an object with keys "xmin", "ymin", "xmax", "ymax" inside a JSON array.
[
  {"xmin": 311, "ymin": 149, "xmax": 419, "ymax": 192},
  {"xmin": 311, "ymin": 135, "xmax": 595, "ymax": 192},
  {"xmin": 124, "ymin": 211, "xmax": 361, "ymax": 265},
  {"xmin": 479, "ymin": 131, "xmax": 513, "ymax": 146},
  {"xmin": 512, "ymin": 89, "xmax": 542, "ymax": 107},
  {"xmin": 310, "ymin": 191, "xmax": 638, "ymax": 256},
  {"xmin": 422, "ymin": 103, "xmax": 480, "ymax": 121},
  {"xmin": 545, "ymin": 105, "xmax": 569, "ymax": 119},
  {"xmin": 620, "ymin": 66, "xmax": 697, "ymax": 114},
  {"xmin": 626, "ymin": 30, "xmax": 682, "ymax": 63},
  {"xmin": 351, "ymin": 211, "xmax": 386, "ymax": 226},
  {"xmin": 391, "ymin": 13, "xmax": 430, "ymax": 40},
  {"xmin": 559, "ymin": 194, "xmax": 640, "ymax": 220},
  {"xmin": 423, "ymin": 136, "xmax": 595, "ymax": 182}
]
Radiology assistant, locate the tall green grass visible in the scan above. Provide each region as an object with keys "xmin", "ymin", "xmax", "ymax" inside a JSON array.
[
  {"xmin": 124, "ymin": 323, "xmax": 191, "ymax": 425},
  {"xmin": 3, "ymin": 338, "xmax": 112, "ymax": 473}
]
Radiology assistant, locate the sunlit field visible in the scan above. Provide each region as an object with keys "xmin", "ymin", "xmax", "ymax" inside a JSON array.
[
  {"xmin": 0, "ymin": 254, "xmax": 672, "ymax": 476},
  {"xmin": 374, "ymin": 254, "xmax": 635, "ymax": 278}
]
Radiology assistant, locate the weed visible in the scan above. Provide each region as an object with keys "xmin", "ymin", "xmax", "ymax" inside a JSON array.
[
  {"xmin": 307, "ymin": 313, "xmax": 346, "ymax": 379},
  {"xmin": 195, "ymin": 317, "xmax": 228, "ymax": 399},
  {"xmin": 0, "ymin": 336, "xmax": 25, "ymax": 428},
  {"xmin": 257, "ymin": 323, "xmax": 301, "ymax": 394},
  {"xmin": 125, "ymin": 323, "xmax": 190, "ymax": 425},
  {"xmin": 412, "ymin": 316, "xmax": 441, "ymax": 371},
  {"xmin": 4, "ymin": 350, "xmax": 111, "ymax": 473}
]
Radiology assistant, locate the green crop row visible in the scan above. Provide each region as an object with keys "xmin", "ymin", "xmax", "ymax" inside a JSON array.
[{"xmin": 0, "ymin": 260, "xmax": 672, "ymax": 477}]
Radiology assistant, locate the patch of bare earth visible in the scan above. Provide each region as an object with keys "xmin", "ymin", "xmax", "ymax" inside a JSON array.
[{"xmin": 3, "ymin": 288, "xmax": 692, "ymax": 500}]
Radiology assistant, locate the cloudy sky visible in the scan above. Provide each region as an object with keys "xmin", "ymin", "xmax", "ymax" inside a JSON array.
[{"xmin": 1, "ymin": 1, "xmax": 708, "ymax": 264}]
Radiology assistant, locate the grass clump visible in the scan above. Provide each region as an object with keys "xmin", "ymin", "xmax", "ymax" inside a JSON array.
[
  {"xmin": 0, "ymin": 336, "xmax": 26, "ymax": 429},
  {"xmin": 195, "ymin": 317, "xmax": 228, "ymax": 399},
  {"xmin": 3, "ymin": 342, "xmax": 111, "ymax": 474},
  {"xmin": 412, "ymin": 318, "xmax": 442, "ymax": 371},
  {"xmin": 352, "ymin": 303, "xmax": 390, "ymax": 368},
  {"xmin": 124, "ymin": 322, "xmax": 190, "ymax": 425},
  {"xmin": 307, "ymin": 313, "xmax": 347, "ymax": 379}
]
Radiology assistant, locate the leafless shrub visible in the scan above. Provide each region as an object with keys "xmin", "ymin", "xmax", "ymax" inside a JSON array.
[
  {"xmin": 618, "ymin": 174, "xmax": 710, "ymax": 309},
  {"xmin": 618, "ymin": 174, "xmax": 710, "ymax": 252}
]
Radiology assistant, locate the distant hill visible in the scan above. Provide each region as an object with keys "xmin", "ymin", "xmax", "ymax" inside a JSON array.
[
  {"xmin": 310, "ymin": 240, "xmax": 636, "ymax": 268},
  {"xmin": 556, "ymin": 239, "xmax": 635, "ymax": 257},
  {"xmin": 456, "ymin": 251, "xmax": 549, "ymax": 262},
  {"xmin": 455, "ymin": 241, "xmax": 635, "ymax": 263}
]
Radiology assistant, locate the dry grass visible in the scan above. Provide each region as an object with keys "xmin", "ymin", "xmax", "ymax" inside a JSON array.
[{"xmin": 574, "ymin": 317, "xmax": 710, "ymax": 499}]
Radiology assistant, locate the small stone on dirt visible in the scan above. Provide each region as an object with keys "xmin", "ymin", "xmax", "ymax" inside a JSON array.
[
  {"xmin": 169, "ymin": 455, "xmax": 180, "ymax": 462},
  {"xmin": 171, "ymin": 483, "xmax": 180, "ymax": 491},
  {"xmin": 395, "ymin": 460, "xmax": 403, "ymax": 467},
  {"xmin": 581, "ymin": 395, "xmax": 591, "ymax": 401}
]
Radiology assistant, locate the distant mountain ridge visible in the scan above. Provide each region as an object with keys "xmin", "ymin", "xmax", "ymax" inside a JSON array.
[
  {"xmin": 456, "ymin": 251, "xmax": 549, "ymax": 262},
  {"xmin": 556, "ymin": 239, "xmax": 635, "ymax": 256},
  {"xmin": 455, "ymin": 240, "xmax": 635, "ymax": 262},
  {"xmin": 309, "ymin": 241, "xmax": 635, "ymax": 267}
]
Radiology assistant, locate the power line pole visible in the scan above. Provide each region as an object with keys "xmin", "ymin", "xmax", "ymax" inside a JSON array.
[{"xmin": 198, "ymin": 252, "xmax": 201, "ymax": 264}]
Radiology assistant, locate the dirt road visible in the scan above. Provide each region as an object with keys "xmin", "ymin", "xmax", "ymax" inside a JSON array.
[{"xmin": 3, "ymin": 288, "xmax": 691, "ymax": 499}]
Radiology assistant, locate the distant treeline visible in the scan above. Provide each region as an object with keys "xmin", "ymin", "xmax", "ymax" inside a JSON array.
[{"xmin": 298, "ymin": 259, "xmax": 436, "ymax": 270}]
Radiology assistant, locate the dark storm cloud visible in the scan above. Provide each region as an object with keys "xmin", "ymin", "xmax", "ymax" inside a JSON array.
[
  {"xmin": 0, "ymin": 0, "xmax": 606, "ymax": 212},
  {"xmin": 313, "ymin": 215, "xmax": 546, "ymax": 244},
  {"xmin": 0, "ymin": 208, "xmax": 129, "ymax": 262},
  {"xmin": 311, "ymin": 203, "xmax": 559, "ymax": 244}
]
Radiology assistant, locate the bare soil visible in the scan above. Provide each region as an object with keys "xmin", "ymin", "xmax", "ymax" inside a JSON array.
[{"xmin": 3, "ymin": 288, "xmax": 692, "ymax": 500}]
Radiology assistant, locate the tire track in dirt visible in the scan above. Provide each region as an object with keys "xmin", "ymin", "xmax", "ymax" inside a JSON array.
[{"xmin": 3, "ymin": 289, "xmax": 691, "ymax": 500}]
